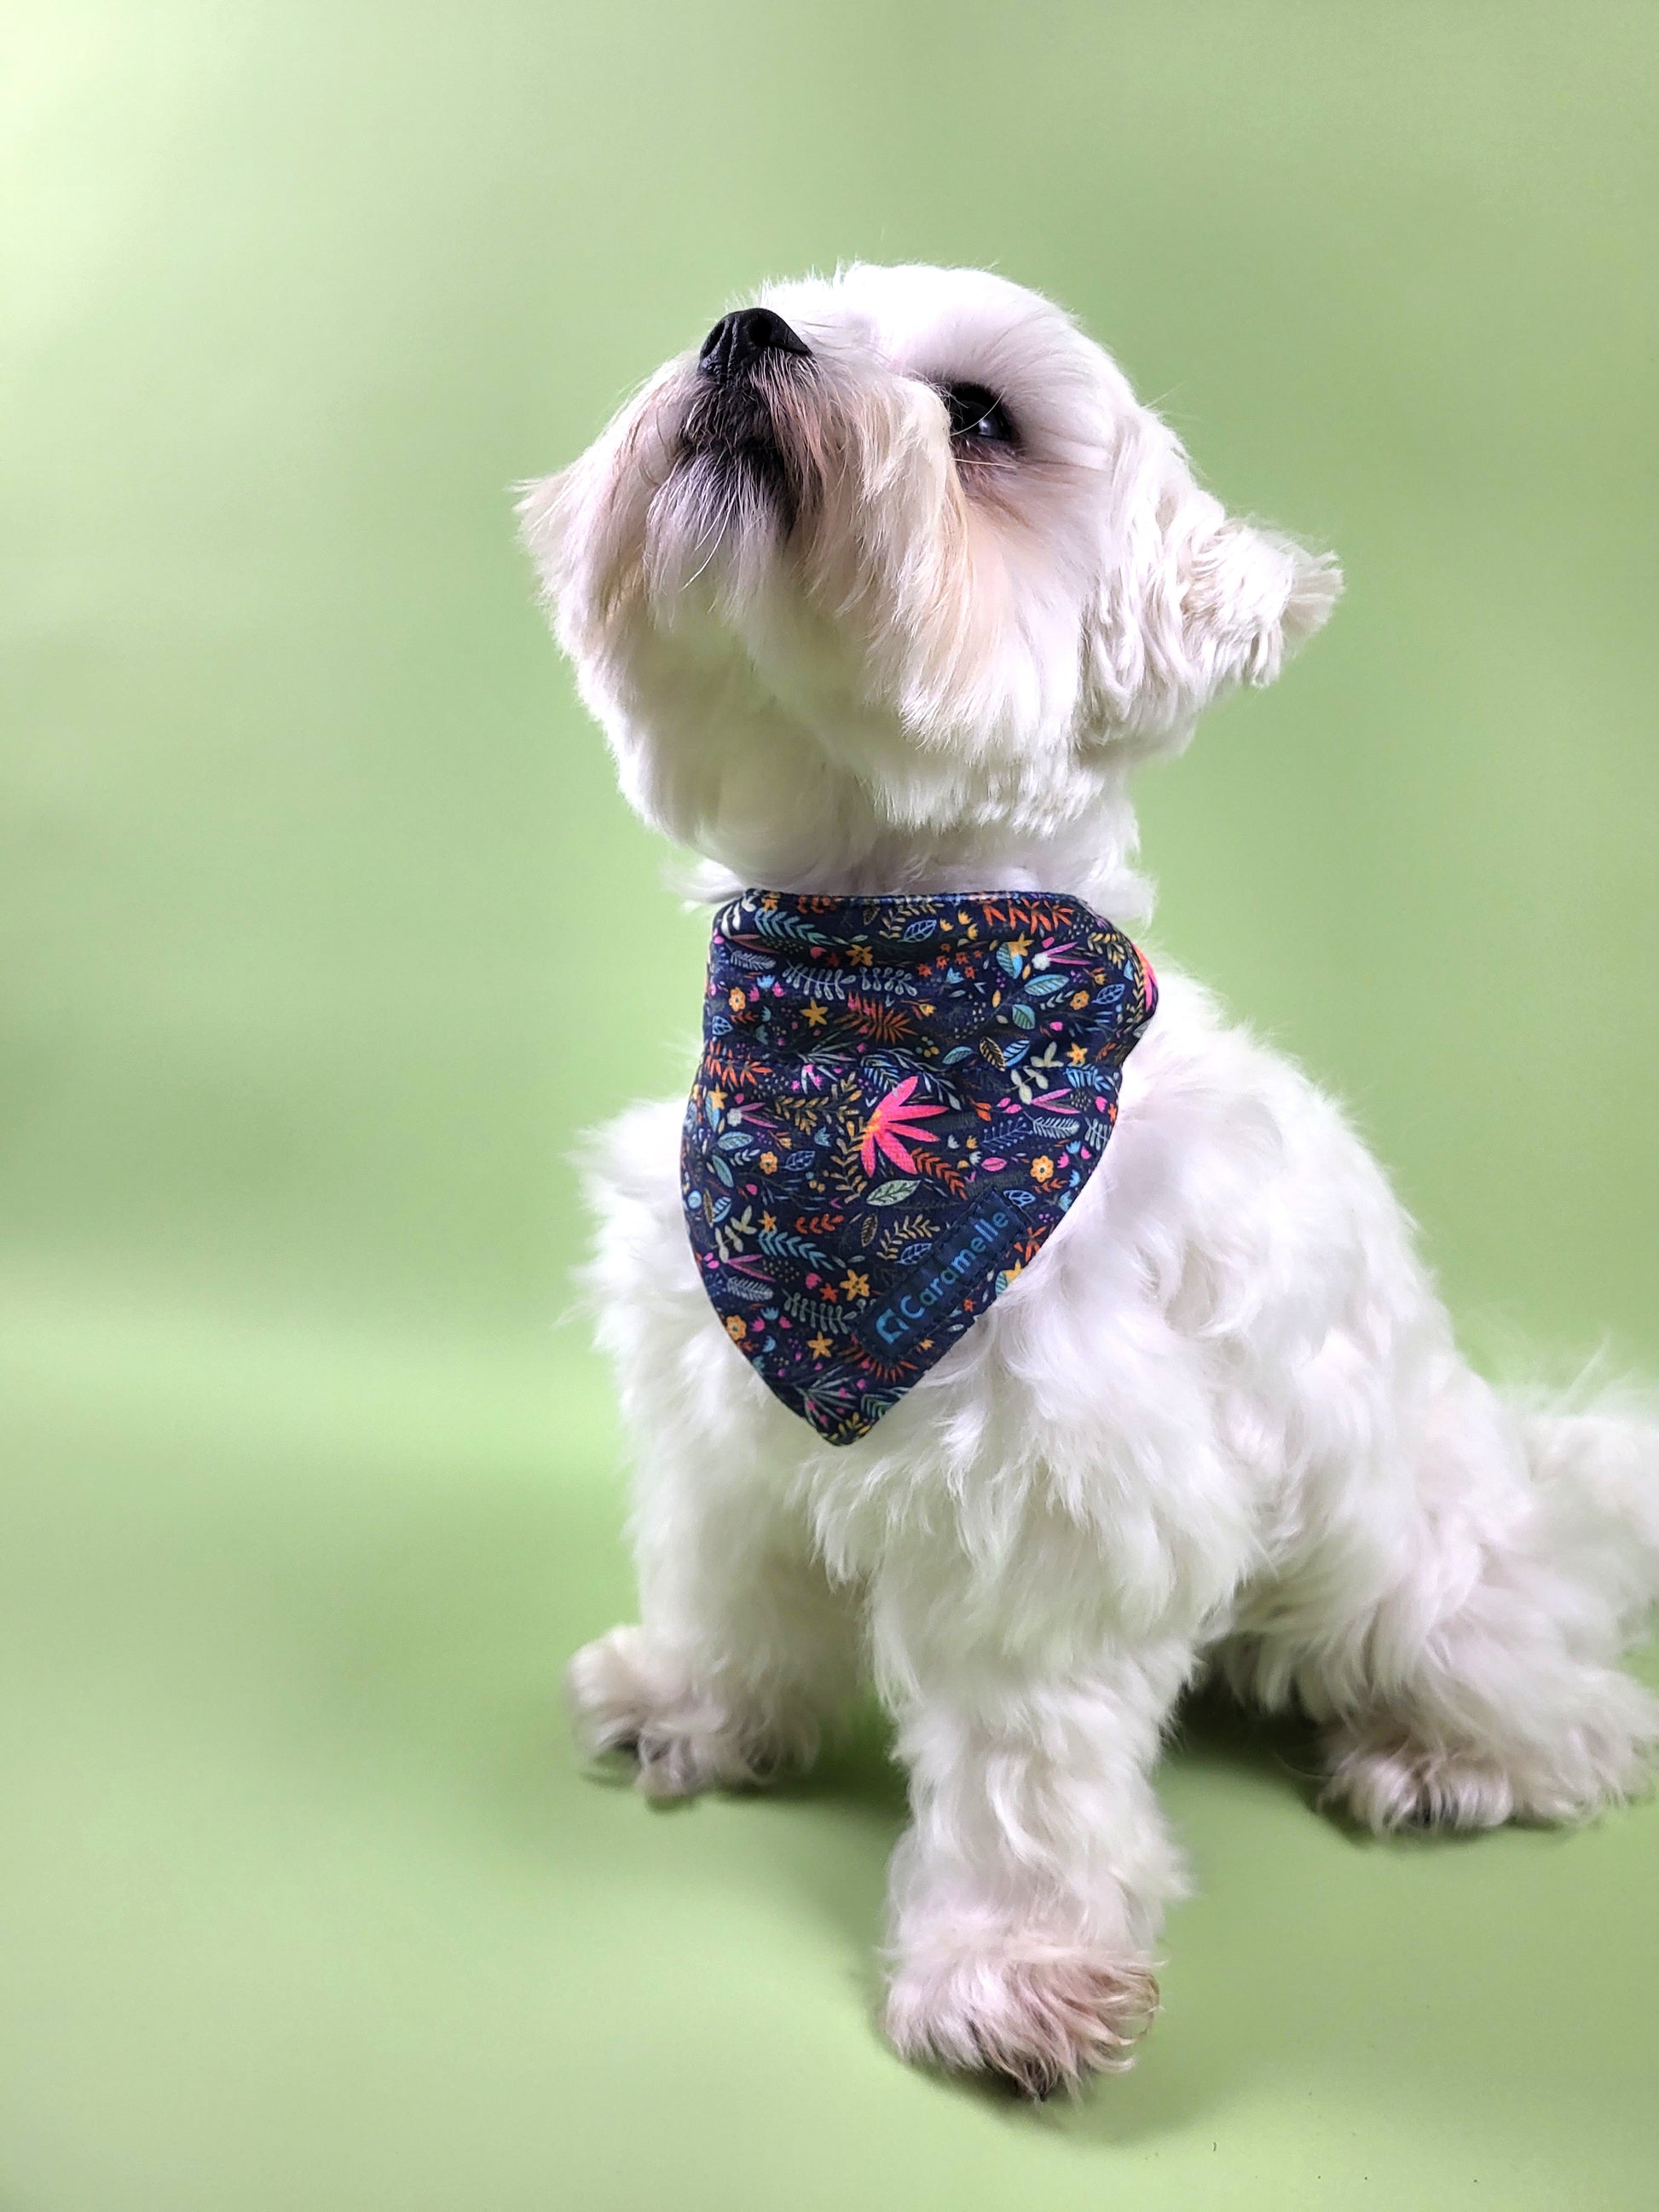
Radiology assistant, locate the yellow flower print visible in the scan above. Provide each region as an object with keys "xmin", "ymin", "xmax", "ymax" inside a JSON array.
[
  {"xmin": 761, "ymin": 1211, "xmax": 777, "ymax": 1232},
  {"xmin": 847, "ymin": 943, "xmax": 873, "ymax": 967},
  {"xmin": 1067, "ymin": 1043, "xmax": 1087, "ymax": 1065},
  {"xmin": 802, "ymin": 1002, "xmax": 829, "ymax": 1028},
  {"xmin": 1071, "ymin": 990, "xmax": 1090, "ymax": 1009},
  {"xmin": 725, "ymin": 1315, "xmax": 747, "ymax": 1343},
  {"xmin": 1031, "ymin": 1156, "xmax": 1055, "ymax": 1185},
  {"xmin": 760, "ymin": 1151, "xmax": 777, "ymax": 1175},
  {"xmin": 807, "ymin": 1333, "xmax": 833, "ymax": 1358},
  {"xmin": 729, "ymin": 986, "xmax": 746, "ymax": 1013},
  {"xmin": 840, "ymin": 1269, "xmax": 870, "ymax": 1300}
]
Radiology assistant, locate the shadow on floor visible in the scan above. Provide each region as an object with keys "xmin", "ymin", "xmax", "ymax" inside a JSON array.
[{"xmin": 1165, "ymin": 1679, "xmax": 1327, "ymax": 1812}]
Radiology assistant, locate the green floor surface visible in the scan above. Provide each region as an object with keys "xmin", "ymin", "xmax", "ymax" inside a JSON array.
[{"xmin": 3, "ymin": 1286, "xmax": 1656, "ymax": 2209}]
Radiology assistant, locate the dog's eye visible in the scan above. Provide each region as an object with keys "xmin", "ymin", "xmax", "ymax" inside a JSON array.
[{"xmin": 940, "ymin": 382, "xmax": 1017, "ymax": 450}]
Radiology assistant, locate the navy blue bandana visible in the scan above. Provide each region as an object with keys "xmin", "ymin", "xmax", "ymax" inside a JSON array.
[{"xmin": 681, "ymin": 891, "xmax": 1158, "ymax": 1445}]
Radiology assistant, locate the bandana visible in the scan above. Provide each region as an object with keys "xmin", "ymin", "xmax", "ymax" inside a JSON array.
[{"xmin": 681, "ymin": 890, "xmax": 1157, "ymax": 1445}]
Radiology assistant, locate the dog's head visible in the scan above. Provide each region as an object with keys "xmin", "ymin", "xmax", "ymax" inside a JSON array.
[{"xmin": 521, "ymin": 263, "xmax": 1338, "ymax": 896}]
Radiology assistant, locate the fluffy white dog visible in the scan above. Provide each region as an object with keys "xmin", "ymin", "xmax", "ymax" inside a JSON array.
[{"xmin": 521, "ymin": 264, "xmax": 1659, "ymax": 2095}]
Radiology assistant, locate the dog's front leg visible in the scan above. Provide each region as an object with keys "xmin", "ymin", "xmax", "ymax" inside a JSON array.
[
  {"xmin": 567, "ymin": 1434, "xmax": 863, "ymax": 1799},
  {"xmin": 878, "ymin": 1614, "xmax": 1194, "ymax": 2096}
]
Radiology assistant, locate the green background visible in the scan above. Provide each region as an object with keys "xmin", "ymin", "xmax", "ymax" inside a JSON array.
[{"xmin": 4, "ymin": 4, "xmax": 1657, "ymax": 2206}]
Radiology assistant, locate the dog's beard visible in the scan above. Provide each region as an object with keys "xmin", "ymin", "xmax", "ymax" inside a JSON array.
[
  {"xmin": 642, "ymin": 358, "xmax": 825, "ymax": 619},
  {"xmin": 635, "ymin": 357, "xmax": 998, "ymax": 731},
  {"xmin": 677, "ymin": 364, "xmax": 801, "ymax": 524}
]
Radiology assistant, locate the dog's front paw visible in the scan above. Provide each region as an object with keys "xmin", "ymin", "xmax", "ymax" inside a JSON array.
[
  {"xmin": 565, "ymin": 1626, "xmax": 804, "ymax": 1799},
  {"xmin": 884, "ymin": 1935, "xmax": 1159, "ymax": 2098}
]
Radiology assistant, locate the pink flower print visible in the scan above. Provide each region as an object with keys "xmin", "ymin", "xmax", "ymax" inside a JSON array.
[{"xmin": 858, "ymin": 1076, "xmax": 947, "ymax": 1176}]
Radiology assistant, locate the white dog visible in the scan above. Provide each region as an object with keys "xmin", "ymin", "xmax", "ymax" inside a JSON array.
[{"xmin": 521, "ymin": 263, "xmax": 1659, "ymax": 2095}]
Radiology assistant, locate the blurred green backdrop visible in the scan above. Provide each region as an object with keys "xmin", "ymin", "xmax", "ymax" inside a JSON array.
[{"xmin": 3, "ymin": 4, "xmax": 1656, "ymax": 2208}]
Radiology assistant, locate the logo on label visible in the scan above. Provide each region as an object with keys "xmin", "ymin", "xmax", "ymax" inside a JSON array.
[{"xmin": 856, "ymin": 1196, "xmax": 1026, "ymax": 1360}]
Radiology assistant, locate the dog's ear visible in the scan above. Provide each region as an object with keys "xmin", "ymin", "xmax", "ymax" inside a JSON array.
[
  {"xmin": 1089, "ymin": 420, "xmax": 1340, "ymax": 753},
  {"xmin": 1166, "ymin": 509, "xmax": 1341, "ymax": 693},
  {"xmin": 517, "ymin": 362, "xmax": 683, "ymax": 661},
  {"xmin": 517, "ymin": 459, "xmax": 600, "ymax": 652}
]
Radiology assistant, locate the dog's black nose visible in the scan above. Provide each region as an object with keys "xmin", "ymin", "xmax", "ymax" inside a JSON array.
[{"xmin": 698, "ymin": 306, "xmax": 811, "ymax": 381}]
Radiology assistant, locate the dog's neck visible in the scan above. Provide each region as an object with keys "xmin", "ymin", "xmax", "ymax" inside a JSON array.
[{"xmin": 681, "ymin": 791, "xmax": 1153, "ymax": 925}]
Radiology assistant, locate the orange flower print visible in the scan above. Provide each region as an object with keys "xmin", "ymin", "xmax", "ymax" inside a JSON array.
[
  {"xmin": 729, "ymin": 986, "xmax": 747, "ymax": 1012},
  {"xmin": 725, "ymin": 1315, "xmax": 747, "ymax": 1342},
  {"xmin": 807, "ymin": 1333, "xmax": 833, "ymax": 1358},
  {"xmin": 840, "ymin": 1269, "xmax": 870, "ymax": 1300},
  {"xmin": 858, "ymin": 1076, "xmax": 947, "ymax": 1175},
  {"xmin": 760, "ymin": 1151, "xmax": 777, "ymax": 1174},
  {"xmin": 802, "ymin": 1002, "xmax": 829, "ymax": 1027},
  {"xmin": 1031, "ymin": 1156, "xmax": 1055, "ymax": 1185}
]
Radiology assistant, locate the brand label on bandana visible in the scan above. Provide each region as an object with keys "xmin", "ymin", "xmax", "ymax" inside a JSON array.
[
  {"xmin": 681, "ymin": 890, "xmax": 1157, "ymax": 1446},
  {"xmin": 857, "ymin": 1194, "xmax": 1026, "ymax": 1359}
]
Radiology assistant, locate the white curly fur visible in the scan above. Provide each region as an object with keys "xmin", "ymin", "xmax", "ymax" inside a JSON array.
[{"xmin": 520, "ymin": 263, "xmax": 1659, "ymax": 2093}]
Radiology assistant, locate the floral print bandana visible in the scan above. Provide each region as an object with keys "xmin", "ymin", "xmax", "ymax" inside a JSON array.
[{"xmin": 680, "ymin": 890, "xmax": 1158, "ymax": 1446}]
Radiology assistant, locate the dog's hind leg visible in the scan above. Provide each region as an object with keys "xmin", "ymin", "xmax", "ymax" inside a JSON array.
[{"xmin": 1230, "ymin": 1369, "xmax": 1659, "ymax": 1833}]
